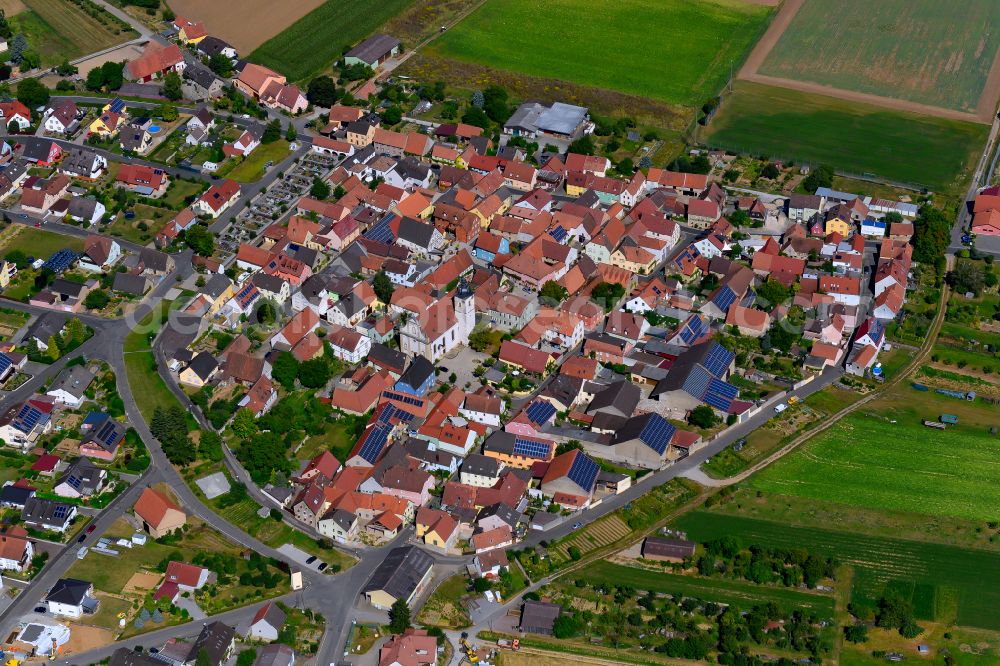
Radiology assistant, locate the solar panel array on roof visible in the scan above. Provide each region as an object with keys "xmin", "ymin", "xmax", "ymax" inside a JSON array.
[
  {"xmin": 383, "ymin": 390, "xmax": 423, "ymax": 407},
  {"xmin": 52, "ymin": 504, "xmax": 70, "ymax": 520},
  {"xmin": 525, "ymin": 400, "xmax": 556, "ymax": 425},
  {"xmin": 357, "ymin": 423, "xmax": 392, "ymax": 464},
  {"xmin": 678, "ymin": 315, "xmax": 706, "ymax": 345},
  {"xmin": 704, "ymin": 377, "xmax": 739, "ymax": 412},
  {"xmin": 43, "ymin": 249, "xmax": 78, "ymax": 274},
  {"xmin": 0, "ymin": 354, "xmax": 11, "ymax": 374},
  {"xmin": 681, "ymin": 366, "xmax": 712, "ymax": 402},
  {"xmin": 673, "ymin": 246, "xmax": 700, "ymax": 268},
  {"xmin": 567, "ymin": 452, "xmax": 599, "ymax": 492},
  {"xmin": 702, "ymin": 343, "xmax": 734, "ymax": 378},
  {"xmin": 638, "ymin": 414, "xmax": 676, "ymax": 455},
  {"xmin": 108, "ymin": 97, "xmax": 126, "ymax": 113},
  {"xmin": 513, "ymin": 436, "xmax": 551, "ymax": 460},
  {"xmin": 15, "ymin": 403, "xmax": 44, "ymax": 431},
  {"xmin": 364, "ymin": 215, "xmax": 395, "ymax": 244},
  {"xmin": 547, "ymin": 226, "xmax": 567, "ymax": 243},
  {"xmin": 95, "ymin": 420, "xmax": 120, "ymax": 447},
  {"xmin": 711, "ymin": 285, "xmax": 737, "ymax": 312}
]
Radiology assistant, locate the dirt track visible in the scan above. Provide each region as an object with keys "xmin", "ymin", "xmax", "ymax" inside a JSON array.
[{"xmin": 739, "ymin": 0, "xmax": 997, "ymax": 124}]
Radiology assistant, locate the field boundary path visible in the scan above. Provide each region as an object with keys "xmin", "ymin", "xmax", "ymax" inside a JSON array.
[
  {"xmin": 737, "ymin": 0, "xmax": 994, "ymax": 124},
  {"xmin": 697, "ymin": 262, "xmax": 953, "ymax": 489}
]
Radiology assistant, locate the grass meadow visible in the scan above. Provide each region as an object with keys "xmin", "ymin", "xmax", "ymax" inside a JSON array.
[
  {"xmin": 703, "ymin": 81, "xmax": 988, "ymax": 192},
  {"xmin": 248, "ymin": 0, "xmax": 414, "ymax": 82},
  {"xmin": 429, "ymin": 0, "xmax": 772, "ymax": 107},
  {"xmin": 674, "ymin": 511, "xmax": 1000, "ymax": 630},
  {"xmin": 758, "ymin": 0, "xmax": 1000, "ymax": 112},
  {"xmin": 1, "ymin": 226, "xmax": 84, "ymax": 258}
]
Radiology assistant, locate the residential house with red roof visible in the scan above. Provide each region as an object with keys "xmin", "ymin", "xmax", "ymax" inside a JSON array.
[
  {"xmin": 193, "ymin": 179, "xmax": 240, "ymax": 218},
  {"xmin": 115, "ymin": 164, "xmax": 168, "ymax": 198},
  {"xmin": 124, "ymin": 42, "xmax": 185, "ymax": 82}
]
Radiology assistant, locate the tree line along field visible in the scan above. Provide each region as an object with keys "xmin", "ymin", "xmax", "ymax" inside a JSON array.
[
  {"xmin": 428, "ymin": 0, "xmax": 773, "ymax": 108},
  {"xmin": 703, "ymin": 81, "xmax": 988, "ymax": 192},
  {"xmin": 14, "ymin": 0, "xmax": 133, "ymax": 66},
  {"xmin": 248, "ymin": 0, "xmax": 415, "ymax": 82},
  {"xmin": 748, "ymin": 390, "xmax": 1000, "ymax": 523},
  {"xmin": 586, "ymin": 561, "xmax": 835, "ymax": 616},
  {"xmin": 758, "ymin": 0, "xmax": 1000, "ymax": 114},
  {"xmin": 673, "ymin": 511, "xmax": 1000, "ymax": 631}
]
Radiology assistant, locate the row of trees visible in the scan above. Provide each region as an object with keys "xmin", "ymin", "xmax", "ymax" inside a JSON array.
[{"xmin": 697, "ymin": 536, "xmax": 836, "ymax": 589}]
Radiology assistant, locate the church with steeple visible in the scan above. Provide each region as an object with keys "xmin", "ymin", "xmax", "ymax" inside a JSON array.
[{"xmin": 399, "ymin": 279, "xmax": 476, "ymax": 362}]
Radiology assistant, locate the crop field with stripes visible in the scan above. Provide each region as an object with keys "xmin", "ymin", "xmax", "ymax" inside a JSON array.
[
  {"xmin": 673, "ymin": 512, "xmax": 1000, "ymax": 630},
  {"xmin": 551, "ymin": 515, "xmax": 631, "ymax": 564}
]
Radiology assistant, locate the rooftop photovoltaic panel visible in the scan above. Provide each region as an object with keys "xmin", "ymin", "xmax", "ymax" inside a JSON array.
[
  {"xmin": 53, "ymin": 504, "xmax": 70, "ymax": 519},
  {"xmin": 383, "ymin": 390, "xmax": 424, "ymax": 407},
  {"xmin": 357, "ymin": 423, "xmax": 391, "ymax": 463},
  {"xmin": 364, "ymin": 215, "xmax": 395, "ymax": 244},
  {"xmin": 712, "ymin": 285, "xmax": 737, "ymax": 311},
  {"xmin": 702, "ymin": 343, "xmax": 734, "ymax": 378},
  {"xmin": 513, "ymin": 436, "xmax": 551, "ymax": 459},
  {"xmin": 703, "ymin": 390, "xmax": 734, "ymax": 412},
  {"xmin": 547, "ymin": 226, "xmax": 567, "ymax": 243},
  {"xmin": 108, "ymin": 97, "xmax": 125, "ymax": 113},
  {"xmin": 525, "ymin": 400, "xmax": 556, "ymax": 425},
  {"xmin": 682, "ymin": 366, "xmax": 712, "ymax": 400},
  {"xmin": 638, "ymin": 414, "xmax": 675, "ymax": 455},
  {"xmin": 708, "ymin": 377, "xmax": 739, "ymax": 399},
  {"xmin": 567, "ymin": 452, "xmax": 599, "ymax": 492}
]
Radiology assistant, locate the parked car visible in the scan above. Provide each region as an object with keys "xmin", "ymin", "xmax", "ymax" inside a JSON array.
[
  {"xmin": 86, "ymin": 524, "xmax": 97, "ymax": 533},
  {"xmin": 962, "ymin": 234, "xmax": 972, "ymax": 244},
  {"xmin": 572, "ymin": 522, "xmax": 582, "ymax": 530},
  {"xmin": 306, "ymin": 555, "xmax": 317, "ymax": 564}
]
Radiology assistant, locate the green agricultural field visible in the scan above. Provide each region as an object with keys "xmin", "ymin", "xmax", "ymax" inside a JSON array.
[
  {"xmin": 750, "ymin": 395, "xmax": 1000, "ymax": 522},
  {"xmin": 248, "ymin": 0, "xmax": 414, "ymax": 82},
  {"xmin": 758, "ymin": 0, "xmax": 1000, "ymax": 113},
  {"xmin": 703, "ymin": 81, "xmax": 988, "ymax": 192},
  {"xmin": 430, "ymin": 0, "xmax": 772, "ymax": 107},
  {"xmin": 673, "ymin": 511, "xmax": 1000, "ymax": 630},
  {"xmin": 585, "ymin": 561, "xmax": 835, "ymax": 616}
]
